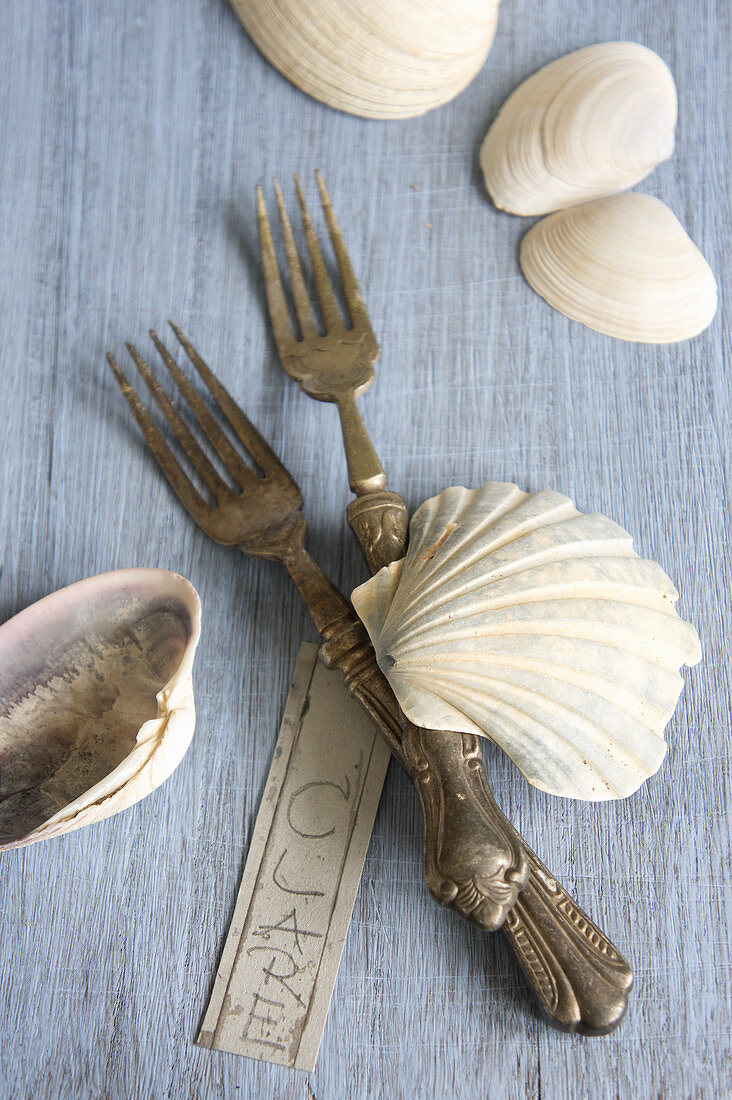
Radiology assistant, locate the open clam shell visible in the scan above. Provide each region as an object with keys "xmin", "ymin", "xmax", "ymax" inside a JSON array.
[
  {"xmin": 520, "ymin": 193, "xmax": 718, "ymax": 343},
  {"xmin": 352, "ymin": 483, "xmax": 701, "ymax": 801},
  {"xmin": 0, "ymin": 569, "xmax": 201, "ymax": 851},
  {"xmin": 231, "ymin": 0, "xmax": 501, "ymax": 119},
  {"xmin": 480, "ymin": 42, "xmax": 677, "ymax": 216}
]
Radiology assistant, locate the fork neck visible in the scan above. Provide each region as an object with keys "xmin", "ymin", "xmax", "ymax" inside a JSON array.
[
  {"xmin": 335, "ymin": 391, "xmax": 388, "ymax": 497},
  {"xmin": 279, "ymin": 542, "xmax": 355, "ymax": 640}
]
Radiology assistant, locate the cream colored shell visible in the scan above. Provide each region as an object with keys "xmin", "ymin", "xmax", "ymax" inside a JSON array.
[
  {"xmin": 0, "ymin": 569, "xmax": 201, "ymax": 851},
  {"xmin": 480, "ymin": 42, "xmax": 677, "ymax": 215},
  {"xmin": 519, "ymin": 193, "xmax": 718, "ymax": 343},
  {"xmin": 351, "ymin": 483, "xmax": 701, "ymax": 801},
  {"xmin": 230, "ymin": 0, "xmax": 501, "ymax": 119}
]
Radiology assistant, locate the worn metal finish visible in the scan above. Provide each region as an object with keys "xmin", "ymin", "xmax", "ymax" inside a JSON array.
[
  {"xmin": 257, "ymin": 177, "xmax": 634, "ymax": 1032},
  {"xmin": 107, "ymin": 326, "xmax": 526, "ymax": 934},
  {"xmin": 108, "ymin": 327, "xmax": 632, "ymax": 1033},
  {"xmin": 257, "ymin": 174, "xmax": 387, "ymax": 499},
  {"xmin": 257, "ymin": 172, "xmax": 531, "ymax": 917},
  {"xmin": 344, "ymin": 490, "xmax": 410, "ymax": 575}
]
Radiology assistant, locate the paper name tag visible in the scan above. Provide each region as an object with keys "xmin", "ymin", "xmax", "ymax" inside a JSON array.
[{"xmin": 197, "ymin": 642, "xmax": 390, "ymax": 1071}]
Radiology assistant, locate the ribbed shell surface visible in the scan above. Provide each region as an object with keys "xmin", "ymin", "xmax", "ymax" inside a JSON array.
[
  {"xmin": 352, "ymin": 483, "xmax": 701, "ymax": 800},
  {"xmin": 519, "ymin": 194, "xmax": 718, "ymax": 343},
  {"xmin": 480, "ymin": 42, "xmax": 677, "ymax": 215}
]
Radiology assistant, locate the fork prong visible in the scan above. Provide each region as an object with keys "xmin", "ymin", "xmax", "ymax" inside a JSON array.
[
  {"xmin": 315, "ymin": 170, "xmax": 372, "ymax": 334},
  {"xmin": 294, "ymin": 174, "xmax": 346, "ymax": 335},
  {"xmin": 106, "ymin": 352, "xmax": 209, "ymax": 519},
  {"xmin": 273, "ymin": 178, "xmax": 318, "ymax": 340},
  {"xmin": 257, "ymin": 185, "xmax": 298, "ymax": 355},
  {"xmin": 149, "ymin": 330, "xmax": 258, "ymax": 491},
  {"xmin": 168, "ymin": 322, "xmax": 300, "ymax": 491},
  {"xmin": 124, "ymin": 342, "xmax": 230, "ymax": 503}
]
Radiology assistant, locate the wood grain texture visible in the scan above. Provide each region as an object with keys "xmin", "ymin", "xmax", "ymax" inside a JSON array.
[{"xmin": 0, "ymin": 1, "xmax": 729, "ymax": 1097}]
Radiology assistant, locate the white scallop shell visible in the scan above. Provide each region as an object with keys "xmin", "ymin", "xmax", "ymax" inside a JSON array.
[
  {"xmin": 0, "ymin": 569, "xmax": 201, "ymax": 851},
  {"xmin": 519, "ymin": 193, "xmax": 718, "ymax": 343},
  {"xmin": 351, "ymin": 484, "xmax": 701, "ymax": 801},
  {"xmin": 480, "ymin": 42, "xmax": 677, "ymax": 215},
  {"xmin": 230, "ymin": 0, "xmax": 501, "ymax": 119}
]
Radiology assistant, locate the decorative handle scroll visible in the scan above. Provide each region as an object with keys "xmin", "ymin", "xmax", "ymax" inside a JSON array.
[
  {"xmin": 317, "ymin": 616, "xmax": 528, "ymax": 931},
  {"xmin": 400, "ymin": 722, "xmax": 528, "ymax": 930},
  {"xmin": 342, "ymin": 630, "xmax": 633, "ymax": 1032},
  {"xmin": 502, "ymin": 845, "xmax": 633, "ymax": 1035},
  {"xmin": 347, "ymin": 491, "xmax": 409, "ymax": 575}
]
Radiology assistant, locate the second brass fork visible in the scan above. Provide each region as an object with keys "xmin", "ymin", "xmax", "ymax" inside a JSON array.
[
  {"xmin": 107, "ymin": 324, "xmax": 526, "ymax": 936},
  {"xmin": 107, "ymin": 326, "xmax": 632, "ymax": 1032},
  {"xmin": 257, "ymin": 174, "xmax": 635, "ymax": 1035},
  {"xmin": 257, "ymin": 173, "xmax": 386, "ymax": 501}
]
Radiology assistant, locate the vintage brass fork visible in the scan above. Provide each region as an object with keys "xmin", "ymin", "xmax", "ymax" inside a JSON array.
[
  {"xmin": 257, "ymin": 173, "xmax": 635, "ymax": 1035},
  {"xmin": 108, "ymin": 326, "xmax": 632, "ymax": 1034}
]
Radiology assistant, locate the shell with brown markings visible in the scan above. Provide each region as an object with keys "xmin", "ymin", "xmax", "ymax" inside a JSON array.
[{"xmin": 0, "ymin": 569, "xmax": 201, "ymax": 851}]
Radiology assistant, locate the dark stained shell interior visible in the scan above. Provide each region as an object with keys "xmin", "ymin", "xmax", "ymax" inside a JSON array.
[{"xmin": 0, "ymin": 573, "xmax": 195, "ymax": 846}]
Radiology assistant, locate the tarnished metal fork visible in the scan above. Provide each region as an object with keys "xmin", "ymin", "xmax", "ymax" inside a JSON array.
[
  {"xmin": 107, "ymin": 325, "xmax": 632, "ymax": 1034},
  {"xmin": 257, "ymin": 173, "xmax": 386, "ymax": 502},
  {"xmin": 257, "ymin": 174, "xmax": 634, "ymax": 1035},
  {"xmin": 107, "ymin": 322, "xmax": 525, "ymax": 936}
]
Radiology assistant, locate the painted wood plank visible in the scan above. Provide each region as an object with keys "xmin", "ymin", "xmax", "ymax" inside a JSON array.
[{"xmin": 0, "ymin": 0, "xmax": 729, "ymax": 1096}]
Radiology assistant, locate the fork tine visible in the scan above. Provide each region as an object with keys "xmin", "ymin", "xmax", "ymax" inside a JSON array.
[
  {"xmin": 168, "ymin": 322, "xmax": 299, "ymax": 488},
  {"xmin": 106, "ymin": 353, "xmax": 208, "ymax": 518},
  {"xmin": 124, "ymin": 342, "xmax": 230, "ymax": 503},
  {"xmin": 256, "ymin": 185, "xmax": 297, "ymax": 354},
  {"xmin": 273, "ymin": 178, "xmax": 318, "ymax": 340},
  {"xmin": 315, "ymin": 170, "xmax": 371, "ymax": 333},
  {"xmin": 149, "ymin": 330, "xmax": 258, "ymax": 490},
  {"xmin": 294, "ymin": 174, "xmax": 346, "ymax": 334}
]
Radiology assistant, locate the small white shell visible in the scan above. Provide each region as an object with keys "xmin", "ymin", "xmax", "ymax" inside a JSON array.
[
  {"xmin": 352, "ymin": 483, "xmax": 701, "ymax": 801},
  {"xmin": 0, "ymin": 569, "xmax": 201, "ymax": 851},
  {"xmin": 231, "ymin": 0, "xmax": 501, "ymax": 119},
  {"xmin": 480, "ymin": 42, "xmax": 677, "ymax": 216},
  {"xmin": 519, "ymin": 193, "xmax": 718, "ymax": 343}
]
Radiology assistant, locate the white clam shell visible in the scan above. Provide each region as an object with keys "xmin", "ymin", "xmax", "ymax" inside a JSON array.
[
  {"xmin": 230, "ymin": 0, "xmax": 501, "ymax": 119},
  {"xmin": 520, "ymin": 193, "xmax": 718, "ymax": 343},
  {"xmin": 0, "ymin": 569, "xmax": 201, "ymax": 851},
  {"xmin": 351, "ymin": 484, "xmax": 701, "ymax": 801},
  {"xmin": 480, "ymin": 42, "xmax": 677, "ymax": 216}
]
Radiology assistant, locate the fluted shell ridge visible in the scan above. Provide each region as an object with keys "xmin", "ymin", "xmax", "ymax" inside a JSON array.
[
  {"xmin": 231, "ymin": 0, "xmax": 501, "ymax": 120},
  {"xmin": 520, "ymin": 194, "xmax": 718, "ymax": 343},
  {"xmin": 351, "ymin": 483, "xmax": 701, "ymax": 801},
  {"xmin": 480, "ymin": 42, "xmax": 677, "ymax": 216}
]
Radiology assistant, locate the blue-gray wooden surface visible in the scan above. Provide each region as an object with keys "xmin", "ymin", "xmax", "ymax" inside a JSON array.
[{"xmin": 0, "ymin": 2, "xmax": 729, "ymax": 1097}]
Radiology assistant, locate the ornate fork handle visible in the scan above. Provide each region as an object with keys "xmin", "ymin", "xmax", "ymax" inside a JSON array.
[
  {"xmin": 319, "ymin": 610, "xmax": 633, "ymax": 1034},
  {"xmin": 346, "ymin": 490, "xmax": 533, "ymax": 924},
  {"xmin": 109, "ymin": 325, "xmax": 632, "ymax": 1033},
  {"xmin": 256, "ymin": 172, "xmax": 635, "ymax": 1031},
  {"xmin": 283, "ymin": 543, "xmax": 632, "ymax": 1033},
  {"xmin": 399, "ymin": 722, "xmax": 528, "ymax": 928},
  {"xmin": 281, "ymin": 543, "xmax": 527, "ymax": 932},
  {"xmin": 345, "ymin": 494, "xmax": 632, "ymax": 1032},
  {"xmin": 503, "ymin": 845, "xmax": 633, "ymax": 1034}
]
